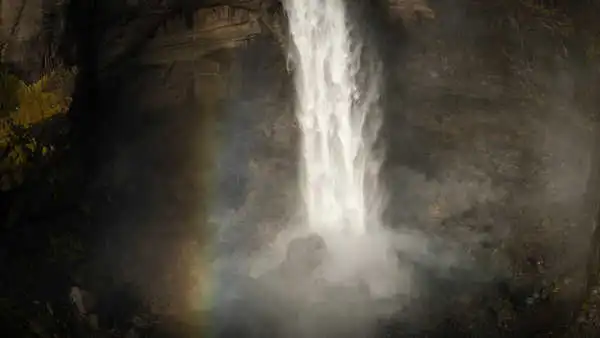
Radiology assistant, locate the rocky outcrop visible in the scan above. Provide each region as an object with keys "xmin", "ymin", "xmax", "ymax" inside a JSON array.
[
  {"xmin": 141, "ymin": 5, "xmax": 263, "ymax": 64},
  {"xmin": 388, "ymin": 0, "xmax": 435, "ymax": 23},
  {"xmin": 1, "ymin": 0, "xmax": 68, "ymax": 79},
  {"xmin": 382, "ymin": 0, "xmax": 600, "ymax": 334},
  {"xmin": 0, "ymin": 0, "xmax": 429, "ymax": 74}
]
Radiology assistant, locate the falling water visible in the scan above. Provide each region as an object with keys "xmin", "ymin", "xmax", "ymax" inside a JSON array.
[
  {"xmin": 284, "ymin": 0, "xmax": 384, "ymax": 238},
  {"xmin": 281, "ymin": 0, "xmax": 408, "ymax": 299}
]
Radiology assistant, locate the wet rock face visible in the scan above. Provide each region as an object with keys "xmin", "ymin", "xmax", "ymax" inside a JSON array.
[
  {"xmin": 388, "ymin": 0, "xmax": 435, "ymax": 22},
  {"xmin": 1, "ymin": 0, "xmax": 67, "ymax": 79},
  {"xmin": 381, "ymin": 0, "xmax": 600, "ymax": 334},
  {"xmin": 82, "ymin": 0, "xmax": 294, "ymax": 313},
  {"xmin": 0, "ymin": 0, "xmax": 430, "ymax": 68},
  {"xmin": 285, "ymin": 234, "xmax": 327, "ymax": 273},
  {"xmin": 141, "ymin": 5, "xmax": 263, "ymax": 64},
  {"xmin": 0, "ymin": 0, "xmax": 415, "ymax": 77}
]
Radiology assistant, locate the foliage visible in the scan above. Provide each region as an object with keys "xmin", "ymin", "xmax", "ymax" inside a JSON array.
[
  {"xmin": 0, "ymin": 67, "xmax": 76, "ymax": 191},
  {"xmin": 0, "ymin": 123, "xmax": 56, "ymax": 191},
  {"xmin": 0, "ymin": 67, "xmax": 76, "ymax": 136}
]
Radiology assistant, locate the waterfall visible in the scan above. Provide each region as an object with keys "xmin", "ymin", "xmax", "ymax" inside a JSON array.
[
  {"xmin": 283, "ymin": 0, "xmax": 406, "ymax": 298},
  {"xmin": 284, "ymin": 0, "xmax": 384, "ymax": 238}
]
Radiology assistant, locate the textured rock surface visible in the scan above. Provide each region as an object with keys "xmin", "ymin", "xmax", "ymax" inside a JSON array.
[
  {"xmin": 1, "ymin": 0, "xmax": 67, "ymax": 79},
  {"xmin": 381, "ymin": 0, "xmax": 600, "ymax": 334}
]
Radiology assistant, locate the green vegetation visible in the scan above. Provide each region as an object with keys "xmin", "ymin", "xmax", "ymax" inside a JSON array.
[
  {"xmin": 0, "ymin": 67, "xmax": 76, "ymax": 132},
  {"xmin": 0, "ymin": 67, "xmax": 76, "ymax": 191}
]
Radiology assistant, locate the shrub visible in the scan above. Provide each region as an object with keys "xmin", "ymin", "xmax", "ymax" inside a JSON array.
[{"xmin": 0, "ymin": 67, "xmax": 76, "ymax": 190}]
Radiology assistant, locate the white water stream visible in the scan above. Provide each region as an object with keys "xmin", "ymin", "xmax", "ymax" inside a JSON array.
[
  {"xmin": 283, "ymin": 0, "xmax": 408, "ymax": 298},
  {"xmin": 285, "ymin": 0, "xmax": 384, "ymax": 237}
]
